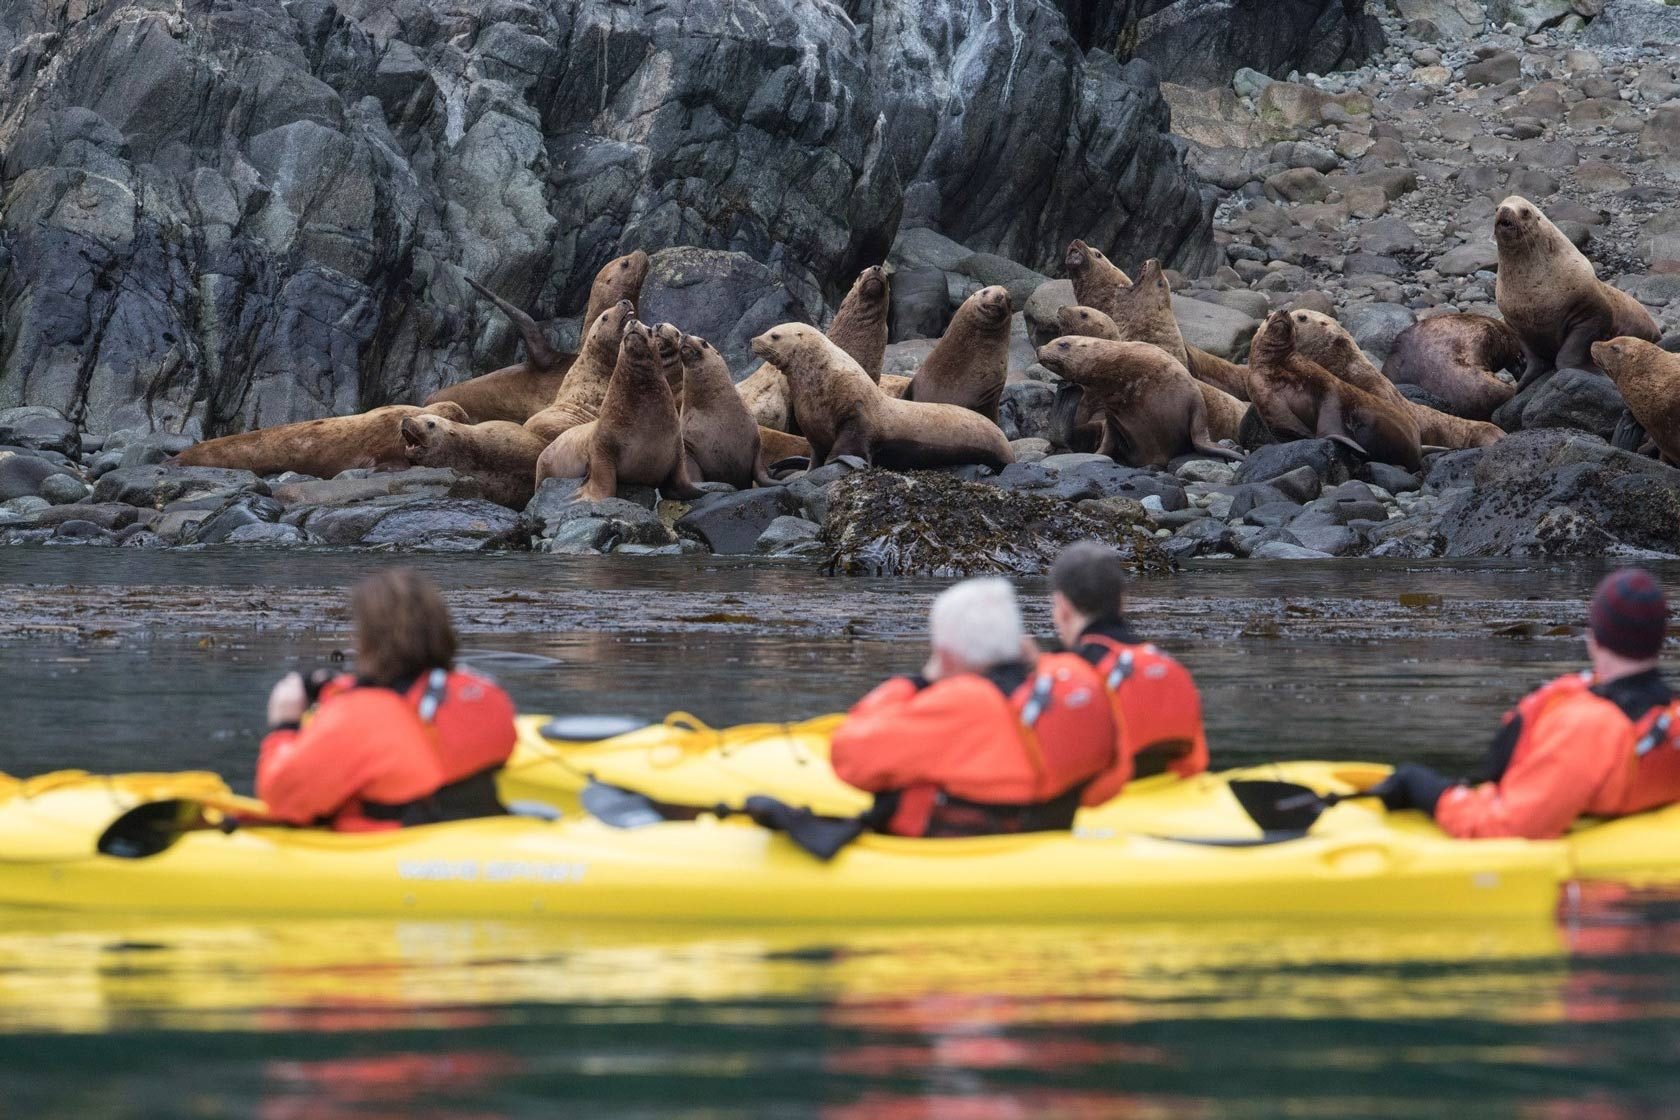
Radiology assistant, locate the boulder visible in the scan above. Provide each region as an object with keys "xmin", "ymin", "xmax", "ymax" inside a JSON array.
[
  {"xmin": 92, "ymin": 465, "xmax": 268, "ymax": 509},
  {"xmin": 1000, "ymin": 382, "xmax": 1056, "ymax": 442},
  {"xmin": 677, "ymin": 488, "xmax": 803, "ymax": 554},
  {"xmin": 526, "ymin": 481, "xmax": 673, "ymax": 550},
  {"xmin": 224, "ymin": 522, "xmax": 311, "ymax": 547},
  {"xmin": 1342, "ymin": 303, "xmax": 1417, "ymax": 362},
  {"xmin": 889, "ymin": 267, "xmax": 954, "ymax": 343},
  {"xmin": 1024, "ymin": 280, "xmax": 1078, "ymax": 348},
  {"xmin": 0, "ymin": 452, "xmax": 67, "ymax": 502},
  {"xmin": 1583, "ymin": 0, "xmax": 1680, "ymax": 46},
  {"xmin": 755, "ymin": 515, "xmax": 824, "ymax": 556},
  {"xmin": 1518, "ymin": 368, "xmax": 1627, "ymax": 439},
  {"xmin": 0, "ymin": 407, "xmax": 79, "ymax": 457},
  {"xmin": 1235, "ymin": 439, "xmax": 1353, "ymax": 486},
  {"xmin": 639, "ymin": 249, "xmax": 815, "ymax": 372},
  {"xmin": 1171, "ymin": 295, "xmax": 1259, "ymax": 361},
  {"xmin": 823, "ymin": 469, "xmax": 1170, "ymax": 577},
  {"xmin": 271, "ymin": 468, "xmax": 482, "ymax": 508}
]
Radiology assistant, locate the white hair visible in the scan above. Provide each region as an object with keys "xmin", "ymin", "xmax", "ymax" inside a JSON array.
[{"xmin": 928, "ymin": 577, "xmax": 1024, "ymax": 669}]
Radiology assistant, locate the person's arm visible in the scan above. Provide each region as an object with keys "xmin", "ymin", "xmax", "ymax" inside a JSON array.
[
  {"xmin": 1435, "ymin": 698, "xmax": 1631, "ymax": 840},
  {"xmin": 831, "ymin": 676, "xmax": 985, "ymax": 793},
  {"xmin": 255, "ymin": 700, "xmax": 396, "ymax": 826}
]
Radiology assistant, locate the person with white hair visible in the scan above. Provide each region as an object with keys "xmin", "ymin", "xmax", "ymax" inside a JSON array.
[{"xmin": 830, "ymin": 576, "xmax": 1120, "ymax": 837}]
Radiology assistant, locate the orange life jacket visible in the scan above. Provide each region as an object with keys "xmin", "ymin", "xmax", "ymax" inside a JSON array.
[
  {"xmin": 1435, "ymin": 672, "xmax": 1640, "ymax": 840},
  {"xmin": 830, "ymin": 653, "xmax": 1117, "ymax": 837},
  {"xmin": 319, "ymin": 667, "xmax": 517, "ymax": 786},
  {"xmin": 1076, "ymin": 632, "xmax": 1209, "ymax": 807},
  {"xmin": 1603, "ymin": 700, "xmax": 1680, "ymax": 816}
]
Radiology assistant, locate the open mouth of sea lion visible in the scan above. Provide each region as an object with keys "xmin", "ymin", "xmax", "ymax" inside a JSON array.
[
  {"xmin": 399, "ymin": 418, "xmax": 426, "ymax": 452},
  {"xmin": 1064, "ymin": 241, "xmax": 1089, "ymax": 272}
]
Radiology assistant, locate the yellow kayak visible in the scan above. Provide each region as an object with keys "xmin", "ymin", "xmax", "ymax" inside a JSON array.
[
  {"xmin": 499, "ymin": 714, "xmax": 1680, "ymax": 886},
  {"xmin": 0, "ymin": 769, "xmax": 1562, "ymax": 921}
]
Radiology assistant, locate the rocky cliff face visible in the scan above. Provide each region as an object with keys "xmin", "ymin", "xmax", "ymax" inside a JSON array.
[{"xmin": 0, "ymin": 0, "xmax": 1340, "ymax": 436}]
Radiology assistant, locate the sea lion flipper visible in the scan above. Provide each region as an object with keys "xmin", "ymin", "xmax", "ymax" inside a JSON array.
[
  {"xmin": 1049, "ymin": 383, "xmax": 1089, "ymax": 452},
  {"xmin": 1185, "ymin": 391, "xmax": 1246, "ymax": 463},
  {"xmin": 576, "ymin": 444, "xmax": 618, "ymax": 503},
  {"xmin": 664, "ymin": 455, "xmax": 707, "ymax": 501},
  {"xmin": 466, "ymin": 275, "xmax": 561, "ymax": 372},
  {"xmin": 751, "ymin": 441, "xmax": 776, "ymax": 488}
]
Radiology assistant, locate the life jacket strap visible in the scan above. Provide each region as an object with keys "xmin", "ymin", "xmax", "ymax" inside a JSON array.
[
  {"xmin": 417, "ymin": 667, "xmax": 449, "ymax": 724},
  {"xmin": 1106, "ymin": 649, "xmax": 1136, "ymax": 692},
  {"xmin": 1637, "ymin": 710, "xmax": 1674, "ymax": 757}
]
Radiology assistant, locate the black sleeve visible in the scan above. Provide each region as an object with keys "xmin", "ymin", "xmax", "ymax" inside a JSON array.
[{"xmin": 1474, "ymin": 715, "xmax": 1523, "ymax": 785}]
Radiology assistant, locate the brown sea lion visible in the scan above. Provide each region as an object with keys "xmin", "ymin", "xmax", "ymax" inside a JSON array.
[
  {"xmin": 1198, "ymin": 381, "xmax": 1248, "ymax": 446},
  {"xmin": 749, "ymin": 324, "xmax": 1015, "ymax": 471},
  {"xmin": 679, "ymin": 333, "xmax": 770, "ymax": 489},
  {"xmin": 759, "ymin": 427, "xmax": 814, "ymax": 467},
  {"xmin": 1494, "ymin": 196, "xmax": 1660, "ymax": 387},
  {"xmin": 1248, "ymin": 311, "xmax": 1422, "ymax": 470},
  {"xmin": 522, "ymin": 299, "xmax": 635, "ymax": 443},
  {"xmin": 902, "ymin": 285, "xmax": 1012, "ymax": 422},
  {"xmin": 1035, "ymin": 337, "xmax": 1243, "ymax": 467},
  {"xmin": 174, "ymin": 402, "xmax": 471, "ymax": 478},
  {"xmin": 1383, "ymin": 313, "xmax": 1521, "ymax": 421},
  {"xmin": 398, "ymin": 414, "xmax": 548, "ymax": 510},
  {"xmin": 1288, "ymin": 310, "xmax": 1503, "ymax": 450},
  {"xmin": 655, "ymin": 322, "xmax": 686, "ymax": 410},
  {"xmin": 424, "ymin": 251, "xmax": 651, "ymax": 423},
  {"xmin": 1066, "ymin": 240, "xmax": 1250, "ymax": 401},
  {"xmin": 738, "ymin": 266, "xmax": 892, "ymax": 432},
  {"xmin": 1593, "ymin": 338, "xmax": 1680, "ymax": 464},
  {"xmin": 1058, "ymin": 305, "xmax": 1121, "ymax": 341},
  {"xmin": 533, "ymin": 319, "xmax": 703, "ymax": 501}
]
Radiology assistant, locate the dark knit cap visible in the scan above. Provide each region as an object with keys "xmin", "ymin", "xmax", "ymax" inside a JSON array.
[{"xmin": 1589, "ymin": 568, "xmax": 1668, "ymax": 660}]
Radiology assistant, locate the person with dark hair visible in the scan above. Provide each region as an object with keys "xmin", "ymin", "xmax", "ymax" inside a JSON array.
[
  {"xmin": 1376, "ymin": 568, "xmax": 1678, "ymax": 839},
  {"xmin": 257, "ymin": 568, "xmax": 518, "ymax": 831},
  {"xmin": 1048, "ymin": 542, "xmax": 1209, "ymax": 805}
]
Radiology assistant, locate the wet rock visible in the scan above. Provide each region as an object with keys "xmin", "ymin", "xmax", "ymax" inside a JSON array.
[
  {"xmin": 1250, "ymin": 541, "xmax": 1334, "ymax": 560},
  {"xmin": 1000, "ymin": 382, "xmax": 1056, "ymax": 442},
  {"xmin": 24, "ymin": 503, "xmax": 146, "ymax": 532},
  {"xmin": 823, "ymin": 469, "xmax": 1171, "ymax": 577},
  {"xmin": 0, "ymin": 407, "xmax": 79, "ymax": 457},
  {"xmin": 1425, "ymin": 449, "xmax": 1486, "ymax": 489},
  {"xmin": 37, "ymin": 474, "xmax": 90, "ymax": 505},
  {"xmin": 1517, "ymin": 369, "xmax": 1626, "ymax": 439},
  {"xmin": 526, "ymin": 481, "xmax": 674, "ymax": 550},
  {"xmin": 1263, "ymin": 465, "xmax": 1325, "ymax": 503},
  {"xmin": 756, "ymin": 515, "xmax": 823, "ymax": 556},
  {"xmin": 1361, "ymin": 462, "xmax": 1423, "ymax": 494},
  {"xmin": 92, "ymin": 465, "xmax": 268, "ymax": 509},
  {"xmin": 224, "ymin": 522, "xmax": 311, "ymax": 547},
  {"xmin": 1236, "ymin": 440, "xmax": 1352, "ymax": 487},
  {"xmin": 271, "ymin": 468, "xmax": 481, "ymax": 508},
  {"xmin": 640, "ymin": 249, "xmax": 815, "ymax": 372},
  {"xmin": 51, "ymin": 519, "xmax": 115, "ymax": 544},
  {"xmin": 1436, "ymin": 430, "xmax": 1680, "ymax": 557},
  {"xmin": 1436, "ymin": 242, "xmax": 1499, "ymax": 277},
  {"xmin": 362, "ymin": 499, "xmax": 523, "ymax": 551},
  {"xmin": 107, "ymin": 432, "xmax": 197, "ymax": 473},
  {"xmin": 188, "ymin": 495, "xmax": 286, "ymax": 545},
  {"xmin": 677, "ymin": 488, "xmax": 803, "ymax": 555},
  {"xmin": 890, "ymin": 267, "xmax": 954, "ymax": 343},
  {"xmin": 0, "ymin": 453, "xmax": 67, "ymax": 502},
  {"xmin": 1287, "ymin": 525, "xmax": 1362, "ymax": 556}
]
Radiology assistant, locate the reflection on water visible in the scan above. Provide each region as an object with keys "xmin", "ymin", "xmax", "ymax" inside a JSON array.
[{"xmin": 6, "ymin": 550, "xmax": 1680, "ymax": 1115}]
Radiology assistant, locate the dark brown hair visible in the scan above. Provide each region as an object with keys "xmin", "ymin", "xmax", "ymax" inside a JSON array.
[
  {"xmin": 1050, "ymin": 541, "xmax": 1127, "ymax": 620},
  {"xmin": 351, "ymin": 568, "xmax": 457, "ymax": 686}
]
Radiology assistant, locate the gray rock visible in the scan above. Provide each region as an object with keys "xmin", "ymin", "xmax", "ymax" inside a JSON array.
[
  {"xmin": 51, "ymin": 519, "xmax": 115, "ymax": 544},
  {"xmin": 1583, "ymin": 0, "xmax": 1680, "ymax": 46},
  {"xmin": 1024, "ymin": 279, "xmax": 1078, "ymax": 348},
  {"xmin": 892, "ymin": 228, "xmax": 974, "ymax": 274},
  {"xmin": 1264, "ymin": 465, "xmax": 1324, "ymax": 503},
  {"xmin": 1250, "ymin": 541, "xmax": 1334, "ymax": 560},
  {"xmin": 1436, "ymin": 242, "xmax": 1499, "ymax": 277},
  {"xmin": 223, "ymin": 522, "xmax": 310, "ymax": 547},
  {"xmin": 25, "ymin": 502, "xmax": 145, "ymax": 532},
  {"xmin": 116, "ymin": 433, "xmax": 196, "ymax": 471},
  {"xmin": 38, "ymin": 474, "xmax": 91, "ymax": 505},
  {"xmin": 1000, "ymin": 382, "xmax": 1056, "ymax": 442},
  {"xmin": 1171, "ymin": 296, "xmax": 1259, "ymax": 361},
  {"xmin": 356, "ymin": 499, "xmax": 522, "ymax": 551},
  {"xmin": 1362, "ymin": 462, "xmax": 1423, "ymax": 494},
  {"xmin": 0, "ymin": 407, "xmax": 79, "ymax": 457},
  {"xmin": 890, "ymin": 267, "xmax": 955, "ymax": 343},
  {"xmin": 271, "ymin": 468, "xmax": 481, "ymax": 509},
  {"xmin": 188, "ymin": 495, "xmax": 285, "ymax": 545},
  {"xmin": 92, "ymin": 465, "xmax": 267, "ymax": 509},
  {"xmin": 1462, "ymin": 51, "xmax": 1521, "ymax": 86},
  {"xmin": 640, "ymin": 248, "xmax": 814, "ymax": 372},
  {"xmin": 1425, "ymin": 449, "xmax": 1486, "ymax": 489},
  {"xmin": 678, "ymin": 488, "xmax": 803, "ymax": 554},
  {"xmin": 1287, "ymin": 525, "xmax": 1362, "ymax": 556},
  {"xmin": 1520, "ymin": 368, "xmax": 1626, "ymax": 439},
  {"xmin": 0, "ymin": 453, "xmax": 67, "ymax": 502},
  {"xmin": 1356, "ymin": 219, "xmax": 1420, "ymax": 257},
  {"xmin": 952, "ymin": 255, "xmax": 1046, "ymax": 309},
  {"xmin": 1236, "ymin": 440, "xmax": 1352, "ymax": 486},
  {"xmin": 755, "ymin": 515, "xmax": 823, "ymax": 556}
]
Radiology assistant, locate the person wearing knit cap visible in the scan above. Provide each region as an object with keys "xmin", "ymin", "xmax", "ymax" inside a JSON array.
[{"xmin": 1374, "ymin": 568, "xmax": 1675, "ymax": 840}]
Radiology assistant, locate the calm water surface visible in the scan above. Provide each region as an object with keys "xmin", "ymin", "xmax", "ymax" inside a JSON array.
[{"xmin": 3, "ymin": 548, "xmax": 1680, "ymax": 1117}]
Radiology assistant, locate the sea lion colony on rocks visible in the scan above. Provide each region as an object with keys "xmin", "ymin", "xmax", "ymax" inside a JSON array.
[{"xmin": 11, "ymin": 12, "xmax": 1680, "ymax": 567}]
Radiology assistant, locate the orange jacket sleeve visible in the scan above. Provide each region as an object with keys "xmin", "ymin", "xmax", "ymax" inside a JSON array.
[
  {"xmin": 831, "ymin": 677, "xmax": 988, "ymax": 793},
  {"xmin": 1435, "ymin": 694, "xmax": 1632, "ymax": 840}
]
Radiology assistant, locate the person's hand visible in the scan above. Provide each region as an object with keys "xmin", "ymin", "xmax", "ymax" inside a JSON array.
[
  {"xmin": 921, "ymin": 651, "xmax": 943, "ymax": 683},
  {"xmin": 1369, "ymin": 763, "xmax": 1456, "ymax": 815},
  {"xmin": 267, "ymin": 673, "xmax": 308, "ymax": 728}
]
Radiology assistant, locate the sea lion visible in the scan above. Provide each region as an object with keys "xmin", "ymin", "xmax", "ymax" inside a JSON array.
[
  {"xmin": 1383, "ymin": 313, "xmax": 1521, "ymax": 421},
  {"xmin": 1248, "ymin": 311, "xmax": 1422, "ymax": 470},
  {"xmin": 679, "ymin": 333, "xmax": 770, "ymax": 489},
  {"xmin": 1288, "ymin": 310, "xmax": 1503, "ymax": 450},
  {"xmin": 1593, "ymin": 338, "xmax": 1680, "ymax": 465},
  {"xmin": 1058, "ymin": 305, "xmax": 1121, "ymax": 341},
  {"xmin": 533, "ymin": 319, "xmax": 703, "ymax": 501},
  {"xmin": 902, "ymin": 285, "xmax": 1012, "ymax": 422},
  {"xmin": 655, "ymin": 322, "xmax": 686, "ymax": 410},
  {"xmin": 398, "ymin": 414, "xmax": 548, "ymax": 510},
  {"xmin": 749, "ymin": 324, "xmax": 1015, "ymax": 471},
  {"xmin": 424, "ymin": 251, "xmax": 650, "ymax": 423},
  {"xmin": 738, "ymin": 265, "xmax": 892, "ymax": 432},
  {"xmin": 759, "ymin": 427, "xmax": 814, "ymax": 468},
  {"xmin": 1035, "ymin": 337, "xmax": 1243, "ymax": 467},
  {"xmin": 522, "ymin": 299, "xmax": 635, "ymax": 443},
  {"xmin": 1066, "ymin": 239, "xmax": 1250, "ymax": 400},
  {"xmin": 1198, "ymin": 381, "xmax": 1248, "ymax": 446},
  {"xmin": 1494, "ymin": 196, "xmax": 1660, "ymax": 387},
  {"xmin": 173, "ymin": 402, "xmax": 471, "ymax": 478}
]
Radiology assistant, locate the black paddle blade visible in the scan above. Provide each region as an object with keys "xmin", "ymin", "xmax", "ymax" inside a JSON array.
[
  {"xmin": 743, "ymin": 796, "xmax": 866, "ymax": 861},
  {"xmin": 581, "ymin": 782, "xmax": 667, "ymax": 829},
  {"xmin": 97, "ymin": 800, "xmax": 204, "ymax": 858},
  {"xmin": 1227, "ymin": 780, "xmax": 1332, "ymax": 833}
]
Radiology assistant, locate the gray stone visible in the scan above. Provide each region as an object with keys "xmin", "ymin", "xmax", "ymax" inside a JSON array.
[
  {"xmin": 1176, "ymin": 460, "xmax": 1239, "ymax": 485},
  {"xmin": 357, "ymin": 499, "xmax": 522, "ymax": 551},
  {"xmin": 1264, "ymin": 465, "xmax": 1324, "ymax": 503},
  {"xmin": 1520, "ymin": 368, "xmax": 1626, "ymax": 439},
  {"xmin": 92, "ymin": 465, "xmax": 268, "ymax": 509},
  {"xmin": 1462, "ymin": 51, "xmax": 1521, "ymax": 86},
  {"xmin": 755, "ymin": 515, "xmax": 823, "ymax": 555},
  {"xmin": 189, "ymin": 496, "xmax": 285, "ymax": 545},
  {"xmin": 1172, "ymin": 296, "xmax": 1259, "ymax": 361},
  {"xmin": 1000, "ymin": 382, "xmax": 1056, "ymax": 442},
  {"xmin": 678, "ymin": 488, "xmax": 803, "ymax": 554},
  {"xmin": 0, "ymin": 407, "xmax": 79, "ymax": 457},
  {"xmin": 1357, "ymin": 219, "xmax": 1420, "ymax": 257},
  {"xmin": 223, "ymin": 522, "xmax": 310, "ymax": 547},
  {"xmin": 1236, "ymin": 440, "xmax": 1351, "ymax": 486},
  {"xmin": 1362, "ymin": 462, "xmax": 1423, "ymax": 494},
  {"xmin": 1436, "ymin": 242, "xmax": 1499, "ymax": 277},
  {"xmin": 640, "ymin": 248, "xmax": 815, "ymax": 372},
  {"xmin": 0, "ymin": 452, "xmax": 66, "ymax": 502},
  {"xmin": 1086, "ymin": 4, "xmax": 1382, "ymax": 90},
  {"xmin": 1288, "ymin": 525, "xmax": 1362, "ymax": 556},
  {"xmin": 37, "ymin": 473, "xmax": 89, "ymax": 505},
  {"xmin": 892, "ymin": 228, "xmax": 974, "ymax": 274},
  {"xmin": 1343, "ymin": 304, "xmax": 1417, "ymax": 363},
  {"xmin": 1250, "ymin": 541, "xmax": 1334, "ymax": 560},
  {"xmin": 1584, "ymin": 0, "xmax": 1680, "ymax": 46},
  {"xmin": 952, "ymin": 255, "xmax": 1047, "ymax": 309},
  {"xmin": 891, "ymin": 268, "xmax": 954, "ymax": 343},
  {"xmin": 272, "ymin": 468, "xmax": 481, "ymax": 508},
  {"xmin": 1024, "ymin": 279, "xmax": 1078, "ymax": 348}
]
